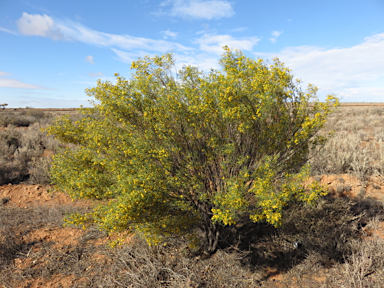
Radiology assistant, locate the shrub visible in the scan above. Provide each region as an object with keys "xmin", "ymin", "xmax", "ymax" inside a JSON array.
[
  {"xmin": 0, "ymin": 123, "xmax": 59, "ymax": 185},
  {"xmin": 20, "ymin": 107, "xmax": 46, "ymax": 119},
  {"xmin": 0, "ymin": 127, "xmax": 22, "ymax": 154},
  {"xmin": 0, "ymin": 113, "xmax": 32, "ymax": 127},
  {"xmin": 47, "ymin": 47, "xmax": 338, "ymax": 255},
  {"xmin": 28, "ymin": 156, "xmax": 52, "ymax": 184},
  {"xmin": 0, "ymin": 108, "xmax": 52, "ymax": 127}
]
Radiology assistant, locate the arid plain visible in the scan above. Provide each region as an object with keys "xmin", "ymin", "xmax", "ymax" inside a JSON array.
[{"xmin": 1, "ymin": 104, "xmax": 384, "ymax": 287}]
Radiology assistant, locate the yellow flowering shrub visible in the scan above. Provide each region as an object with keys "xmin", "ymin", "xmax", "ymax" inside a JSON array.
[{"xmin": 47, "ymin": 47, "xmax": 338, "ymax": 255}]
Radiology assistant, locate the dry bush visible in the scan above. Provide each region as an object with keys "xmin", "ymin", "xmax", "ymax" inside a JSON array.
[
  {"xmin": 275, "ymin": 196, "xmax": 384, "ymax": 287},
  {"xmin": 41, "ymin": 234, "xmax": 260, "ymax": 288},
  {"xmin": 0, "ymin": 127, "xmax": 32, "ymax": 183},
  {"xmin": 280, "ymin": 197, "xmax": 364, "ymax": 263},
  {"xmin": 20, "ymin": 108, "xmax": 46, "ymax": 119},
  {"xmin": 0, "ymin": 109, "xmax": 72, "ymax": 185},
  {"xmin": 0, "ymin": 123, "xmax": 61, "ymax": 185},
  {"xmin": 0, "ymin": 112, "xmax": 32, "ymax": 127},
  {"xmin": 0, "ymin": 229, "xmax": 24, "ymax": 286},
  {"xmin": 28, "ymin": 157, "xmax": 53, "ymax": 184},
  {"xmin": 328, "ymin": 236, "xmax": 384, "ymax": 287},
  {"xmin": 0, "ymin": 229, "xmax": 23, "ymax": 267},
  {"xmin": 0, "ymin": 108, "xmax": 52, "ymax": 127},
  {"xmin": 89, "ymin": 238, "xmax": 259, "ymax": 288}
]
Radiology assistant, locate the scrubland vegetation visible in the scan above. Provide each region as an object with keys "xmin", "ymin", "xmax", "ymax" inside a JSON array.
[
  {"xmin": 1, "ymin": 107, "xmax": 384, "ymax": 287},
  {"xmin": 1, "ymin": 62, "xmax": 384, "ymax": 286},
  {"xmin": 0, "ymin": 108, "xmax": 60, "ymax": 185}
]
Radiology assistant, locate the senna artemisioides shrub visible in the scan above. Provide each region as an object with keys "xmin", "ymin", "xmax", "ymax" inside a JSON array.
[{"xmin": 47, "ymin": 47, "xmax": 338, "ymax": 255}]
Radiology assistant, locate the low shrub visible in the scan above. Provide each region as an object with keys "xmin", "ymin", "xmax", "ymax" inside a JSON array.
[
  {"xmin": 0, "ymin": 122, "xmax": 61, "ymax": 185},
  {"xmin": 0, "ymin": 109, "xmax": 52, "ymax": 127},
  {"xmin": 28, "ymin": 156, "xmax": 52, "ymax": 185},
  {"xmin": 0, "ymin": 128, "xmax": 22, "ymax": 154}
]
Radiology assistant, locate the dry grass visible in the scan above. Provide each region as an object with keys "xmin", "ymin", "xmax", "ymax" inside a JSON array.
[
  {"xmin": 0, "ymin": 203, "xmax": 91, "ymax": 286},
  {"xmin": 310, "ymin": 105, "xmax": 384, "ymax": 181}
]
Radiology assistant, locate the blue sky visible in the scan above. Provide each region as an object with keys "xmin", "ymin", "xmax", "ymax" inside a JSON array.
[{"xmin": 1, "ymin": 0, "xmax": 384, "ymax": 108}]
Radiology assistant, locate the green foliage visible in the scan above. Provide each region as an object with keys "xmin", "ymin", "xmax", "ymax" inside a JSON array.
[{"xmin": 47, "ymin": 47, "xmax": 338, "ymax": 254}]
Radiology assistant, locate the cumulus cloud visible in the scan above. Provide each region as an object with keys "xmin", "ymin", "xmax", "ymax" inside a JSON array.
[
  {"xmin": 89, "ymin": 72, "xmax": 103, "ymax": 77},
  {"xmin": 159, "ymin": 0, "xmax": 235, "ymax": 20},
  {"xmin": 269, "ymin": 30, "xmax": 283, "ymax": 43},
  {"xmin": 85, "ymin": 55, "xmax": 94, "ymax": 64},
  {"xmin": 16, "ymin": 12, "xmax": 64, "ymax": 40},
  {"xmin": 161, "ymin": 29, "xmax": 178, "ymax": 39},
  {"xmin": 255, "ymin": 33, "xmax": 384, "ymax": 101},
  {"xmin": 196, "ymin": 33, "xmax": 260, "ymax": 54}
]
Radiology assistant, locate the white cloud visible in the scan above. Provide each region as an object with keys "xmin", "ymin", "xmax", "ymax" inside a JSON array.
[
  {"xmin": 14, "ymin": 12, "xmax": 198, "ymax": 70},
  {"xmin": 85, "ymin": 55, "xmax": 94, "ymax": 64},
  {"xmin": 159, "ymin": 0, "xmax": 235, "ymax": 20},
  {"xmin": 14, "ymin": 12, "xmax": 193, "ymax": 62},
  {"xmin": 47, "ymin": 19, "xmax": 190, "ymax": 53},
  {"xmin": 0, "ymin": 72, "xmax": 11, "ymax": 77},
  {"xmin": 89, "ymin": 72, "xmax": 103, "ymax": 77},
  {"xmin": 254, "ymin": 33, "xmax": 384, "ymax": 101},
  {"xmin": 16, "ymin": 12, "xmax": 64, "ymax": 40},
  {"xmin": 0, "ymin": 72, "xmax": 51, "ymax": 89},
  {"xmin": 0, "ymin": 27, "xmax": 18, "ymax": 35},
  {"xmin": 104, "ymin": 33, "xmax": 190, "ymax": 52},
  {"xmin": 196, "ymin": 33, "xmax": 260, "ymax": 54},
  {"xmin": 269, "ymin": 30, "xmax": 283, "ymax": 43},
  {"xmin": 161, "ymin": 29, "xmax": 178, "ymax": 39},
  {"xmin": 0, "ymin": 78, "xmax": 50, "ymax": 89}
]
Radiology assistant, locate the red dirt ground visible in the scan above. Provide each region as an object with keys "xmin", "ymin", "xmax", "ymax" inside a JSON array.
[
  {"xmin": 0, "ymin": 184, "xmax": 134, "ymax": 288},
  {"xmin": 1, "ymin": 175, "xmax": 384, "ymax": 287},
  {"xmin": 0, "ymin": 184, "xmax": 90, "ymax": 208}
]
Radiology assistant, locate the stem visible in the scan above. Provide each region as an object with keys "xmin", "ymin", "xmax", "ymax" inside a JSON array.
[{"xmin": 200, "ymin": 206, "xmax": 220, "ymax": 255}]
